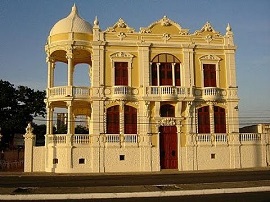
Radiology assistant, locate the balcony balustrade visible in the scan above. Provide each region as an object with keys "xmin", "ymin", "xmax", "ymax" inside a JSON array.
[
  {"xmin": 146, "ymin": 86, "xmax": 190, "ymax": 100},
  {"xmin": 194, "ymin": 87, "xmax": 226, "ymax": 101},
  {"xmin": 47, "ymin": 86, "xmax": 91, "ymax": 100}
]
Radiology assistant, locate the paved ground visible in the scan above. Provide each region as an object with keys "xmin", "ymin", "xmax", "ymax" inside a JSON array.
[{"xmin": 0, "ymin": 168, "xmax": 270, "ymax": 201}]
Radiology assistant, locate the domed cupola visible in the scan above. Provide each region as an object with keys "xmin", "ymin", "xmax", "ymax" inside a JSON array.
[{"xmin": 49, "ymin": 4, "xmax": 93, "ymax": 36}]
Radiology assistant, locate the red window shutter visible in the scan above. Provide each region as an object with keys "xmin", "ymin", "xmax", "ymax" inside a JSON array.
[
  {"xmin": 198, "ymin": 106, "xmax": 210, "ymax": 133},
  {"xmin": 160, "ymin": 63, "xmax": 172, "ymax": 86},
  {"xmin": 107, "ymin": 106, "xmax": 119, "ymax": 134},
  {"xmin": 124, "ymin": 105, "xmax": 137, "ymax": 134},
  {"xmin": 203, "ymin": 64, "xmax": 216, "ymax": 87},
  {"xmin": 151, "ymin": 63, "xmax": 158, "ymax": 86},
  {"xmin": 115, "ymin": 62, "xmax": 128, "ymax": 85},
  {"xmin": 175, "ymin": 63, "xmax": 181, "ymax": 86},
  {"xmin": 214, "ymin": 106, "xmax": 226, "ymax": 133}
]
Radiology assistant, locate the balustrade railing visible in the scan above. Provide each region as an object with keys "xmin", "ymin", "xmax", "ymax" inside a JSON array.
[
  {"xmin": 124, "ymin": 134, "xmax": 138, "ymax": 143},
  {"xmin": 113, "ymin": 86, "xmax": 129, "ymax": 95},
  {"xmin": 106, "ymin": 134, "xmax": 120, "ymax": 143},
  {"xmin": 47, "ymin": 134, "xmax": 67, "ymax": 144},
  {"xmin": 147, "ymin": 86, "xmax": 189, "ymax": 97},
  {"xmin": 203, "ymin": 87, "xmax": 222, "ymax": 97},
  {"xmin": 196, "ymin": 133, "xmax": 227, "ymax": 143},
  {"xmin": 239, "ymin": 133, "xmax": 261, "ymax": 142},
  {"xmin": 48, "ymin": 86, "xmax": 91, "ymax": 98},
  {"xmin": 196, "ymin": 134, "xmax": 211, "ymax": 142},
  {"xmin": 73, "ymin": 134, "xmax": 90, "ymax": 144}
]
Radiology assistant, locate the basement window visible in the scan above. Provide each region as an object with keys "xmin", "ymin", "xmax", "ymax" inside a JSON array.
[
  {"xmin": 79, "ymin": 158, "xmax": 85, "ymax": 164},
  {"xmin": 120, "ymin": 155, "xmax": 125, "ymax": 161}
]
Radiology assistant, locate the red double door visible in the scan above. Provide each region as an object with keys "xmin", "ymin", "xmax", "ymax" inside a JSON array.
[{"xmin": 159, "ymin": 126, "xmax": 178, "ymax": 169}]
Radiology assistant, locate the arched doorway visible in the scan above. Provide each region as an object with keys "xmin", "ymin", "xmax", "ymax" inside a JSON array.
[{"xmin": 159, "ymin": 126, "xmax": 178, "ymax": 169}]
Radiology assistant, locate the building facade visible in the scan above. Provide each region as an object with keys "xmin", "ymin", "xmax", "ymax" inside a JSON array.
[{"xmin": 24, "ymin": 5, "xmax": 270, "ymax": 173}]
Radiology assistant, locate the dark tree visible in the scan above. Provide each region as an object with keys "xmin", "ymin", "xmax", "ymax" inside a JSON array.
[{"xmin": 0, "ymin": 80, "xmax": 46, "ymax": 148}]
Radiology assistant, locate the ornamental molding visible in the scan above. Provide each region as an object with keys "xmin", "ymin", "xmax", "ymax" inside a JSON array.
[
  {"xmin": 156, "ymin": 117, "xmax": 184, "ymax": 127},
  {"xmin": 110, "ymin": 51, "xmax": 135, "ymax": 59},
  {"xmin": 162, "ymin": 33, "xmax": 171, "ymax": 42},
  {"xmin": 105, "ymin": 18, "xmax": 135, "ymax": 33},
  {"xmin": 199, "ymin": 54, "xmax": 221, "ymax": 61},
  {"xmin": 117, "ymin": 32, "xmax": 126, "ymax": 40},
  {"xmin": 139, "ymin": 16, "xmax": 189, "ymax": 35},
  {"xmin": 160, "ymin": 118, "xmax": 176, "ymax": 126}
]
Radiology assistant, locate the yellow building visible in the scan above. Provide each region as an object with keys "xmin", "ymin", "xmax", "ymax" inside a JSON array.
[{"xmin": 24, "ymin": 5, "xmax": 270, "ymax": 173}]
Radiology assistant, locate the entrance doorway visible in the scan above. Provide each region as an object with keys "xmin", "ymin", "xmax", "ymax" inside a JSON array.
[{"xmin": 159, "ymin": 126, "xmax": 178, "ymax": 169}]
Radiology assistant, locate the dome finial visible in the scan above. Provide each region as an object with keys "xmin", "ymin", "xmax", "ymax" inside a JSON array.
[
  {"xmin": 94, "ymin": 16, "xmax": 99, "ymax": 26},
  {"xmin": 72, "ymin": 3, "xmax": 77, "ymax": 13}
]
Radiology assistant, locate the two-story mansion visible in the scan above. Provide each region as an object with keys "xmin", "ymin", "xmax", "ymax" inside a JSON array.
[{"xmin": 25, "ymin": 5, "xmax": 265, "ymax": 173}]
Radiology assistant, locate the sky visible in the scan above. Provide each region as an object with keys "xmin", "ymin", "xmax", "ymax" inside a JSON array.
[{"xmin": 0, "ymin": 0, "xmax": 269, "ymax": 126}]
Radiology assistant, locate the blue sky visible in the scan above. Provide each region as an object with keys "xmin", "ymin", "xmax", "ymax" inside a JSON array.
[{"xmin": 0, "ymin": 0, "xmax": 269, "ymax": 126}]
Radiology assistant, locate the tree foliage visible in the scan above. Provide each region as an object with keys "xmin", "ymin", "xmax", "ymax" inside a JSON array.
[{"xmin": 0, "ymin": 80, "xmax": 46, "ymax": 146}]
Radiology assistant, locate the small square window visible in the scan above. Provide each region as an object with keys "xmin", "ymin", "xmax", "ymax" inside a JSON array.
[
  {"xmin": 53, "ymin": 158, "xmax": 58, "ymax": 164},
  {"xmin": 211, "ymin": 154, "xmax": 216, "ymax": 159},
  {"xmin": 79, "ymin": 158, "xmax": 85, "ymax": 164},
  {"xmin": 120, "ymin": 155, "xmax": 125, "ymax": 161}
]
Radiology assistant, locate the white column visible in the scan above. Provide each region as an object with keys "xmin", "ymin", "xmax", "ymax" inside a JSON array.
[
  {"xmin": 67, "ymin": 102, "xmax": 73, "ymax": 135},
  {"xmin": 172, "ymin": 63, "xmax": 176, "ymax": 86},
  {"xmin": 46, "ymin": 57, "xmax": 55, "ymax": 89},
  {"xmin": 46, "ymin": 105, "xmax": 54, "ymax": 135},
  {"xmin": 157, "ymin": 63, "xmax": 160, "ymax": 86},
  {"xmin": 66, "ymin": 52, "xmax": 74, "ymax": 87}
]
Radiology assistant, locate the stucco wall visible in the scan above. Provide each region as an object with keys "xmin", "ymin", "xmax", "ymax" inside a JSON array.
[
  {"xmin": 240, "ymin": 145, "xmax": 265, "ymax": 168},
  {"xmin": 196, "ymin": 146, "xmax": 230, "ymax": 170},
  {"xmin": 104, "ymin": 147, "xmax": 141, "ymax": 172},
  {"xmin": 33, "ymin": 146, "xmax": 45, "ymax": 172}
]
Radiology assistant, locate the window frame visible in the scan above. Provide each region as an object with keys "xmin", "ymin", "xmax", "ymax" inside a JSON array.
[
  {"xmin": 199, "ymin": 55, "xmax": 221, "ymax": 88},
  {"xmin": 110, "ymin": 52, "xmax": 134, "ymax": 87}
]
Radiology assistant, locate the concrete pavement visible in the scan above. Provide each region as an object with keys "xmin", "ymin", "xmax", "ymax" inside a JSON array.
[{"xmin": 1, "ymin": 168, "xmax": 270, "ymax": 200}]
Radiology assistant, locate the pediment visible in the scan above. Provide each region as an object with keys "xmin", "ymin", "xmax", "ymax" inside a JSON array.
[
  {"xmin": 140, "ymin": 16, "xmax": 189, "ymax": 35},
  {"xmin": 105, "ymin": 18, "xmax": 136, "ymax": 33},
  {"xmin": 193, "ymin": 22, "xmax": 222, "ymax": 37}
]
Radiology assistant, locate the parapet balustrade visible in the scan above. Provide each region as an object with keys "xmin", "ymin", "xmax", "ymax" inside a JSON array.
[
  {"xmin": 47, "ymin": 86, "xmax": 91, "ymax": 99},
  {"xmin": 47, "ymin": 134, "xmax": 90, "ymax": 145},
  {"xmin": 196, "ymin": 133, "xmax": 228, "ymax": 144},
  {"xmin": 105, "ymin": 134, "xmax": 138, "ymax": 143},
  {"xmin": 188, "ymin": 133, "xmax": 267, "ymax": 146},
  {"xmin": 46, "ymin": 134, "xmax": 138, "ymax": 146},
  {"xmin": 239, "ymin": 133, "xmax": 261, "ymax": 142}
]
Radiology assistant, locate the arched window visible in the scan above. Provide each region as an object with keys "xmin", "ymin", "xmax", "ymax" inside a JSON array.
[
  {"xmin": 151, "ymin": 54, "xmax": 181, "ymax": 86},
  {"xmin": 198, "ymin": 106, "xmax": 210, "ymax": 133},
  {"xmin": 124, "ymin": 105, "xmax": 137, "ymax": 134},
  {"xmin": 160, "ymin": 104, "xmax": 175, "ymax": 117},
  {"xmin": 106, "ymin": 106, "xmax": 119, "ymax": 134},
  {"xmin": 214, "ymin": 106, "xmax": 226, "ymax": 133}
]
